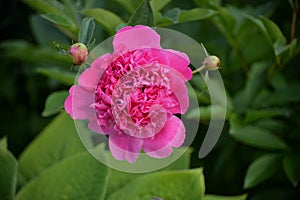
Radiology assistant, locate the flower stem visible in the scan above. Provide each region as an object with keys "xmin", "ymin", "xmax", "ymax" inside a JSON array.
[{"xmin": 192, "ymin": 65, "xmax": 206, "ymax": 75}]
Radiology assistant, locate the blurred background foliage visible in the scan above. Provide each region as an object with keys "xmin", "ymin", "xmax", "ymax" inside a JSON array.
[{"xmin": 0, "ymin": 0, "xmax": 300, "ymax": 199}]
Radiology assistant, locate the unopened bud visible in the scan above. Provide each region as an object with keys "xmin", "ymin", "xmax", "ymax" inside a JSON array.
[
  {"xmin": 204, "ymin": 55, "xmax": 220, "ymax": 71},
  {"xmin": 69, "ymin": 43, "xmax": 88, "ymax": 65}
]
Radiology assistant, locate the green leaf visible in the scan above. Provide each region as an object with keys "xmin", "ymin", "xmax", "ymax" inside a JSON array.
[
  {"xmin": 16, "ymin": 152, "xmax": 109, "ymax": 200},
  {"xmin": 204, "ymin": 194, "xmax": 247, "ymax": 200},
  {"xmin": 128, "ymin": 0, "xmax": 155, "ymax": 27},
  {"xmin": 186, "ymin": 105, "xmax": 228, "ymax": 120},
  {"xmin": 283, "ymin": 152, "xmax": 300, "ymax": 187},
  {"xmin": 193, "ymin": 0, "xmax": 221, "ymax": 9},
  {"xmin": 0, "ymin": 138, "xmax": 18, "ymax": 200},
  {"xmin": 111, "ymin": 0, "xmax": 142, "ymax": 13},
  {"xmin": 150, "ymin": 0, "xmax": 172, "ymax": 11},
  {"xmin": 35, "ymin": 67, "xmax": 76, "ymax": 86},
  {"xmin": 41, "ymin": 13, "xmax": 71, "ymax": 27},
  {"xmin": 106, "ymin": 147, "xmax": 192, "ymax": 196},
  {"xmin": 244, "ymin": 154, "xmax": 282, "ymax": 188},
  {"xmin": 82, "ymin": 8, "xmax": 125, "ymax": 35},
  {"xmin": 18, "ymin": 112, "xmax": 87, "ymax": 184},
  {"xmin": 107, "ymin": 168, "xmax": 205, "ymax": 200},
  {"xmin": 244, "ymin": 108, "xmax": 290, "ymax": 124},
  {"xmin": 156, "ymin": 8, "xmax": 217, "ymax": 27},
  {"xmin": 230, "ymin": 126, "xmax": 287, "ymax": 150},
  {"xmin": 42, "ymin": 91, "xmax": 69, "ymax": 117},
  {"xmin": 78, "ymin": 17, "xmax": 95, "ymax": 45},
  {"xmin": 22, "ymin": 0, "xmax": 64, "ymax": 15}
]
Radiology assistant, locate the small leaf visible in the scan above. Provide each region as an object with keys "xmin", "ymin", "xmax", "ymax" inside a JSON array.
[
  {"xmin": 18, "ymin": 112, "xmax": 87, "ymax": 184},
  {"xmin": 42, "ymin": 91, "xmax": 69, "ymax": 117},
  {"xmin": 128, "ymin": 0, "xmax": 155, "ymax": 27},
  {"xmin": 0, "ymin": 138, "xmax": 18, "ymax": 200},
  {"xmin": 230, "ymin": 126, "xmax": 287, "ymax": 150},
  {"xmin": 35, "ymin": 67, "xmax": 76, "ymax": 86},
  {"xmin": 82, "ymin": 8, "xmax": 124, "ymax": 34},
  {"xmin": 78, "ymin": 17, "xmax": 96, "ymax": 45},
  {"xmin": 283, "ymin": 152, "xmax": 300, "ymax": 187},
  {"xmin": 204, "ymin": 194, "xmax": 247, "ymax": 200},
  {"xmin": 150, "ymin": 0, "xmax": 172, "ymax": 11},
  {"xmin": 107, "ymin": 168, "xmax": 205, "ymax": 200},
  {"xmin": 16, "ymin": 152, "xmax": 109, "ymax": 200},
  {"xmin": 244, "ymin": 154, "xmax": 282, "ymax": 188},
  {"xmin": 179, "ymin": 8, "xmax": 218, "ymax": 23}
]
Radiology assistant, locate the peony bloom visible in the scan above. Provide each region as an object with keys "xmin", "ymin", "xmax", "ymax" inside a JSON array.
[{"xmin": 65, "ymin": 25, "xmax": 192, "ymax": 163}]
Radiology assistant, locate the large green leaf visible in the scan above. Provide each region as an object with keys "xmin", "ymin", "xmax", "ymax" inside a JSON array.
[
  {"xmin": 22, "ymin": 0, "xmax": 64, "ymax": 15},
  {"xmin": 16, "ymin": 152, "xmax": 109, "ymax": 200},
  {"xmin": 78, "ymin": 17, "xmax": 96, "ymax": 45},
  {"xmin": 128, "ymin": 0, "xmax": 155, "ymax": 27},
  {"xmin": 18, "ymin": 112, "xmax": 87, "ymax": 184},
  {"xmin": 106, "ymin": 147, "xmax": 192, "ymax": 195},
  {"xmin": 42, "ymin": 91, "xmax": 69, "ymax": 117},
  {"xmin": 230, "ymin": 125, "xmax": 287, "ymax": 150},
  {"xmin": 0, "ymin": 138, "xmax": 18, "ymax": 200},
  {"xmin": 244, "ymin": 154, "xmax": 282, "ymax": 188},
  {"xmin": 82, "ymin": 8, "xmax": 125, "ymax": 35},
  {"xmin": 107, "ymin": 168, "xmax": 205, "ymax": 200},
  {"xmin": 283, "ymin": 152, "xmax": 300, "ymax": 187},
  {"xmin": 203, "ymin": 194, "xmax": 247, "ymax": 200}
]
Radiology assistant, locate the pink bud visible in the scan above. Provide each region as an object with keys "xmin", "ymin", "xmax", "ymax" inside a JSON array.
[
  {"xmin": 204, "ymin": 55, "xmax": 220, "ymax": 71},
  {"xmin": 69, "ymin": 43, "xmax": 88, "ymax": 65}
]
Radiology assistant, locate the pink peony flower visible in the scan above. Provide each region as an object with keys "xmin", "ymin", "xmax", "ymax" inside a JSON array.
[{"xmin": 65, "ymin": 25, "xmax": 192, "ymax": 163}]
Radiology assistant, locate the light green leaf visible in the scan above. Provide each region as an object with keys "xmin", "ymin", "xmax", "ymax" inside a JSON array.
[
  {"xmin": 128, "ymin": 0, "xmax": 155, "ymax": 27},
  {"xmin": 204, "ymin": 194, "xmax": 247, "ymax": 200},
  {"xmin": 150, "ymin": 0, "xmax": 172, "ymax": 11},
  {"xmin": 16, "ymin": 152, "xmax": 109, "ymax": 200},
  {"xmin": 41, "ymin": 13, "xmax": 71, "ymax": 27},
  {"xmin": 283, "ymin": 152, "xmax": 300, "ymax": 187},
  {"xmin": 0, "ymin": 138, "xmax": 18, "ymax": 200},
  {"xmin": 82, "ymin": 8, "xmax": 124, "ymax": 35},
  {"xmin": 244, "ymin": 108, "xmax": 290, "ymax": 124},
  {"xmin": 106, "ymin": 147, "xmax": 192, "ymax": 195},
  {"xmin": 186, "ymin": 105, "xmax": 228, "ymax": 120},
  {"xmin": 78, "ymin": 17, "xmax": 95, "ymax": 45},
  {"xmin": 35, "ymin": 67, "xmax": 76, "ymax": 86},
  {"xmin": 193, "ymin": 0, "xmax": 221, "ymax": 9},
  {"xmin": 42, "ymin": 91, "xmax": 69, "ymax": 117},
  {"xmin": 230, "ymin": 126, "xmax": 287, "ymax": 150},
  {"xmin": 244, "ymin": 154, "xmax": 282, "ymax": 188},
  {"xmin": 18, "ymin": 112, "xmax": 87, "ymax": 184},
  {"xmin": 107, "ymin": 168, "xmax": 205, "ymax": 200}
]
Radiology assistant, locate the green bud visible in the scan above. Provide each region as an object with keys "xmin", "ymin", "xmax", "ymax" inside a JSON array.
[
  {"xmin": 204, "ymin": 55, "xmax": 220, "ymax": 71},
  {"xmin": 69, "ymin": 43, "xmax": 88, "ymax": 65}
]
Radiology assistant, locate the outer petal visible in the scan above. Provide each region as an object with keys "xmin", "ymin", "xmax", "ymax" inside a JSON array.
[
  {"xmin": 113, "ymin": 26, "xmax": 161, "ymax": 52},
  {"xmin": 150, "ymin": 49, "xmax": 192, "ymax": 81},
  {"xmin": 66, "ymin": 85, "xmax": 95, "ymax": 120},
  {"xmin": 78, "ymin": 53, "xmax": 110, "ymax": 92},
  {"xmin": 109, "ymin": 132, "xmax": 144, "ymax": 163},
  {"xmin": 168, "ymin": 71, "xmax": 189, "ymax": 114},
  {"xmin": 143, "ymin": 116, "xmax": 185, "ymax": 158}
]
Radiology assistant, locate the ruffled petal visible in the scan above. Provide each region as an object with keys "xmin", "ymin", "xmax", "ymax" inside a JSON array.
[
  {"xmin": 113, "ymin": 26, "xmax": 161, "ymax": 52},
  {"xmin": 150, "ymin": 49, "xmax": 192, "ymax": 81},
  {"xmin": 143, "ymin": 116, "xmax": 185, "ymax": 158},
  {"xmin": 78, "ymin": 53, "xmax": 110, "ymax": 92},
  {"xmin": 109, "ymin": 132, "xmax": 144, "ymax": 163}
]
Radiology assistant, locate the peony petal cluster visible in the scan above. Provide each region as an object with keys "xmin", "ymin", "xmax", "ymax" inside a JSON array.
[{"xmin": 65, "ymin": 25, "xmax": 192, "ymax": 163}]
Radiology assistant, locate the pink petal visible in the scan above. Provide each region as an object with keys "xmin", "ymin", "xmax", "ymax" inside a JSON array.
[
  {"xmin": 151, "ymin": 49, "xmax": 192, "ymax": 81},
  {"xmin": 113, "ymin": 26, "xmax": 161, "ymax": 52},
  {"xmin": 78, "ymin": 53, "xmax": 110, "ymax": 92},
  {"xmin": 168, "ymin": 72, "xmax": 189, "ymax": 114},
  {"xmin": 143, "ymin": 116, "xmax": 185, "ymax": 158},
  {"xmin": 67, "ymin": 85, "xmax": 95, "ymax": 120},
  {"xmin": 109, "ymin": 132, "xmax": 144, "ymax": 163}
]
